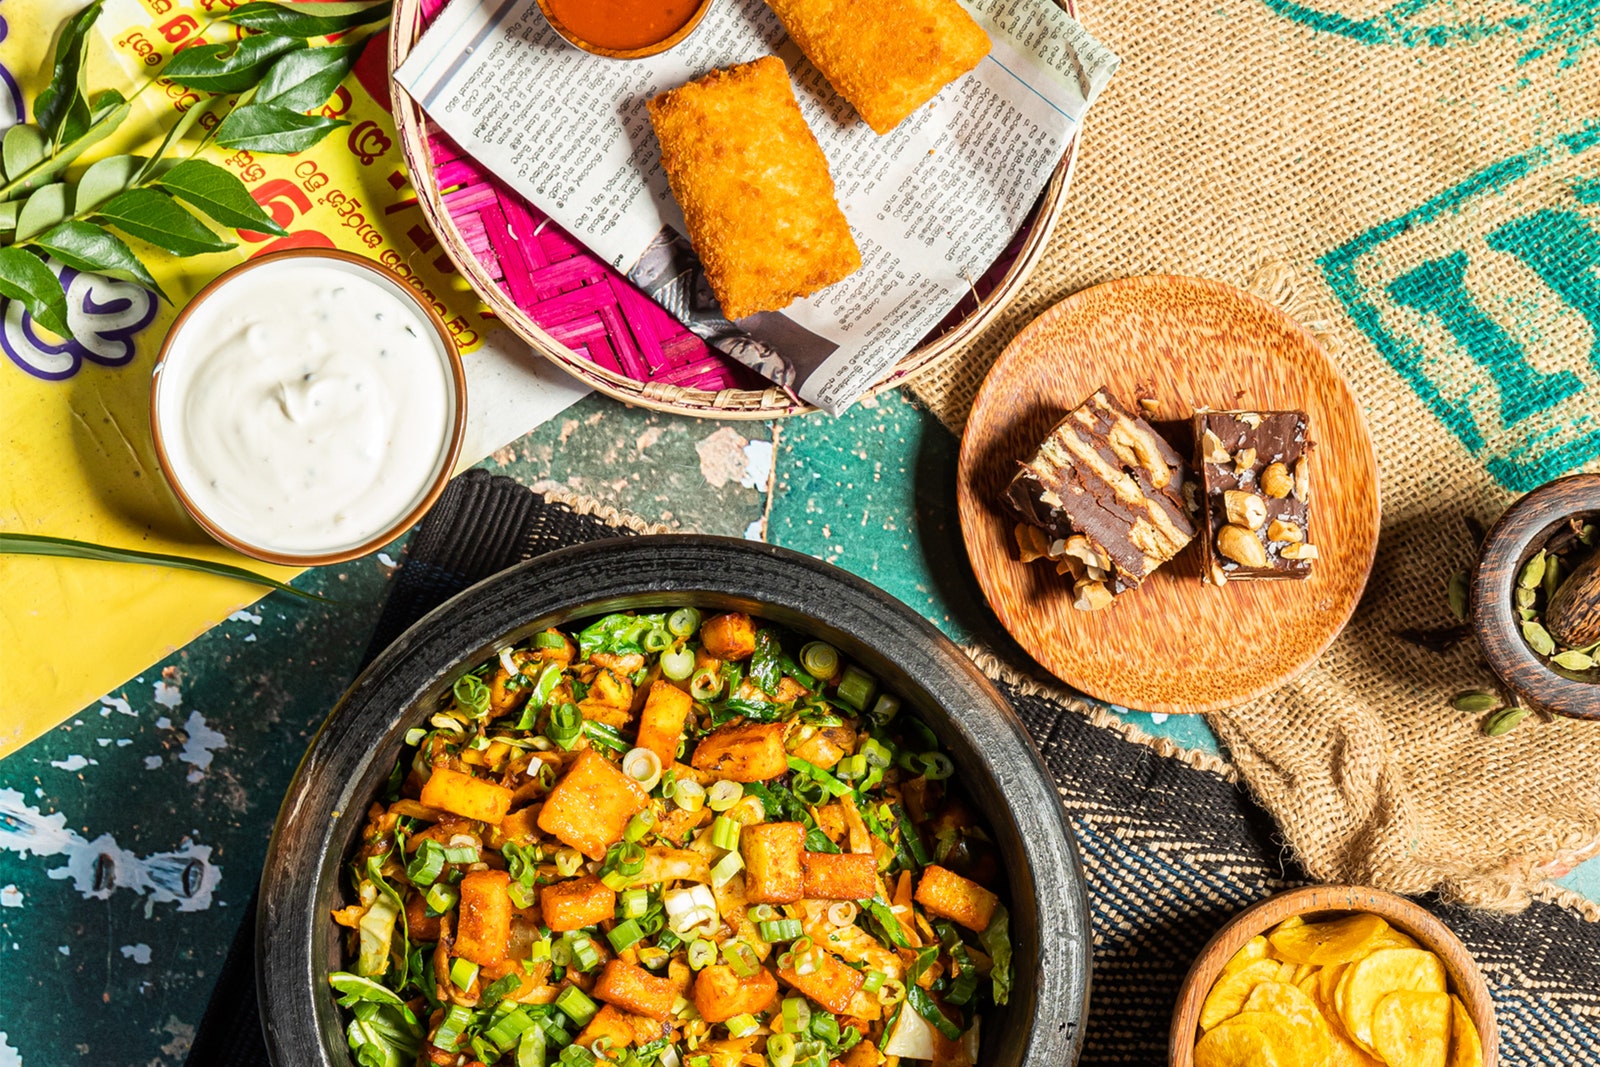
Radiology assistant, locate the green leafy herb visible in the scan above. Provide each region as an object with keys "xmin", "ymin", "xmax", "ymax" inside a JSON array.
[
  {"xmin": 33, "ymin": 220, "xmax": 166, "ymax": 297},
  {"xmin": 861, "ymin": 896, "xmax": 911, "ymax": 949},
  {"xmin": 0, "ymin": 247, "xmax": 69, "ymax": 334},
  {"xmin": 161, "ymin": 34, "xmax": 305, "ymax": 93},
  {"xmin": 0, "ymin": 531, "xmax": 322, "ymax": 598},
  {"xmin": 156, "ymin": 159, "xmax": 287, "ymax": 234},
  {"xmin": 255, "ymin": 41, "xmax": 365, "ymax": 111},
  {"xmin": 905, "ymin": 946, "xmax": 963, "ymax": 1040},
  {"xmin": 74, "ymin": 153, "xmax": 146, "ymax": 215},
  {"xmin": 979, "ymin": 905, "xmax": 1012, "ymax": 1005},
  {"xmin": 93, "ymin": 188, "xmax": 234, "ymax": 256},
  {"xmin": 34, "ymin": 1, "xmax": 103, "ymax": 145},
  {"xmin": 576, "ymin": 612, "xmax": 669, "ymax": 658},
  {"xmin": 225, "ymin": 1, "xmax": 390, "ymax": 37}
]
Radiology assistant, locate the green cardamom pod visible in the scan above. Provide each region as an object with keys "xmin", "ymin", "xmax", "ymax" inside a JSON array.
[
  {"xmin": 1550, "ymin": 650, "xmax": 1596, "ymax": 671},
  {"xmin": 1543, "ymin": 555, "xmax": 1563, "ymax": 604},
  {"xmin": 1580, "ymin": 523, "xmax": 1597, "ymax": 547},
  {"xmin": 1516, "ymin": 586, "xmax": 1537, "ymax": 609},
  {"xmin": 1518, "ymin": 550, "xmax": 1546, "ymax": 590},
  {"xmin": 1519, "ymin": 607, "xmax": 1538, "ymax": 621},
  {"xmin": 1483, "ymin": 706, "xmax": 1531, "ymax": 736},
  {"xmin": 1522, "ymin": 620, "xmax": 1557, "ymax": 656},
  {"xmin": 1447, "ymin": 570, "xmax": 1470, "ymax": 621},
  {"xmin": 1451, "ymin": 691, "xmax": 1499, "ymax": 713}
]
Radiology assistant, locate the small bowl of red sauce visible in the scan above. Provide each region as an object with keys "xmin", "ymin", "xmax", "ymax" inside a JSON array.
[{"xmin": 537, "ymin": 0, "xmax": 712, "ymax": 58}]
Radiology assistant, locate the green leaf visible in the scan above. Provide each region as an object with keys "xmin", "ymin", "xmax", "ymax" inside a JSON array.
[
  {"xmin": 0, "ymin": 247, "xmax": 70, "ymax": 336},
  {"xmin": 73, "ymin": 153, "xmax": 146, "ymax": 214},
  {"xmin": 0, "ymin": 202, "xmax": 17, "ymax": 235},
  {"xmin": 89, "ymin": 88, "xmax": 126, "ymax": 121},
  {"xmin": 134, "ymin": 102, "xmax": 209, "ymax": 185},
  {"xmin": 161, "ymin": 33, "xmax": 303, "ymax": 93},
  {"xmin": 223, "ymin": 1, "xmax": 389, "ymax": 38},
  {"xmin": 155, "ymin": 158, "xmax": 286, "ymax": 235},
  {"xmin": 2, "ymin": 124, "xmax": 48, "ymax": 183},
  {"xmin": 33, "ymin": 0, "xmax": 103, "ymax": 144},
  {"xmin": 256, "ymin": 41, "xmax": 363, "ymax": 112},
  {"xmin": 0, "ymin": 97, "xmax": 130, "ymax": 198},
  {"xmin": 213, "ymin": 103, "xmax": 347, "ymax": 153},
  {"xmin": 0, "ymin": 533, "xmax": 325, "ymax": 600},
  {"xmin": 16, "ymin": 183, "xmax": 69, "ymax": 241},
  {"xmin": 94, "ymin": 188, "xmax": 235, "ymax": 256},
  {"xmin": 34, "ymin": 220, "xmax": 168, "ymax": 300}
]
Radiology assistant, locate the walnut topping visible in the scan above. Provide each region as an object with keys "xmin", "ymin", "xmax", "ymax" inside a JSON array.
[
  {"xmin": 1234, "ymin": 448, "xmax": 1258, "ymax": 475},
  {"xmin": 1072, "ymin": 579, "xmax": 1114, "ymax": 612},
  {"xmin": 1015, "ymin": 523, "xmax": 1050, "ymax": 563},
  {"xmin": 1224, "ymin": 490, "xmax": 1268, "ymax": 530},
  {"xmin": 1293, "ymin": 458, "xmax": 1311, "ymax": 503},
  {"xmin": 1267, "ymin": 518, "xmax": 1304, "ymax": 543},
  {"xmin": 1217, "ymin": 524, "xmax": 1269, "ymax": 567},
  {"xmin": 1201, "ymin": 430, "xmax": 1232, "ymax": 466},
  {"xmin": 1260, "ymin": 462, "xmax": 1293, "ymax": 499},
  {"xmin": 1281, "ymin": 542, "xmax": 1319, "ymax": 561}
]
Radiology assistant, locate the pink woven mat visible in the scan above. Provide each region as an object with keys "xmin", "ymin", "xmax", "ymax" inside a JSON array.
[{"xmin": 413, "ymin": 0, "xmax": 1031, "ymax": 394}]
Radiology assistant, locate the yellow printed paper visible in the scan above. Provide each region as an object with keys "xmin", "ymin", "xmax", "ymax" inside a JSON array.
[{"xmin": 0, "ymin": 0, "xmax": 489, "ymax": 757}]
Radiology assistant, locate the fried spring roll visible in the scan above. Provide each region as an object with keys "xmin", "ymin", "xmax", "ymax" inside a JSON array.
[
  {"xmin": 764, "ymin": 0, "xmax": 991, "ymax": 134},
  {"xmin": 647, "ymin": 56, "xmax": 861, "ymax": 320}
]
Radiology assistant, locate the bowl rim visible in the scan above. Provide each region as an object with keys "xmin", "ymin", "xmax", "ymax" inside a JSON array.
[
  {"xmin": 148, "ymin": 247, "xmax": 468, "ymax": 567},
  {"xmin": 533, "ymin": 0, "xmax": 713, "ymax": 59},
  {"xmin": 255, "ymin": 535, "xmax": 1092, "ymax": 1067},
  {"xmin": 1167, "ymin": 883, "xmax": 1499, "ymax": 1066}
]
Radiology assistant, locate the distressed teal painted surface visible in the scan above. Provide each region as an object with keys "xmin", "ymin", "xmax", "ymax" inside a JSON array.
[{"xmin": 1257, "ymin": 0, "xmax": 1597, "ymax": 64}]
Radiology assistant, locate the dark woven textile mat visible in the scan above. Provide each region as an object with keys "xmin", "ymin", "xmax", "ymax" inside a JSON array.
[{"xmin": 189, "ymin": 470, "xmax": 1600, "ymax": 1065}]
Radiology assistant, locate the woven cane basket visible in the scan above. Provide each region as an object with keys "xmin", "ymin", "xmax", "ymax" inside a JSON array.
[{"xmin": 388, "ymin": 0, "xmax": 1082, "ymax": 418}]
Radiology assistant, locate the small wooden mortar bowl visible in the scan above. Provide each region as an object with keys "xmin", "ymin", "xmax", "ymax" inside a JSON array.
[
  {"xmin": 1470, "ymin": 473, "xmax": 1600, "ymax": 719},
  {"xmin": 1169, "ymin": 885, "xmax": 1498, "ymax": 1067}
]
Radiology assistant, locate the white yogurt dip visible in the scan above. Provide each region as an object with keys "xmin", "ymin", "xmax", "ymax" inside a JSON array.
[{"xmin": 155, "ymin": 257, "xmax": 456, "ymax": 557}]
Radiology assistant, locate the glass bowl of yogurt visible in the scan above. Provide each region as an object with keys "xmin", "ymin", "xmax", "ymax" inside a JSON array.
[{"xmin": 151, "ymin": 249, "xmax": 467, "ymax": 565}]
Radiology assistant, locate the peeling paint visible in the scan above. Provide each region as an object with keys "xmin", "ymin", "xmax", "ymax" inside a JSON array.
[
  {"xmin": 57, "ymin": 946, "xmax": 69, "ymax": 956},
  {"xmin": 48, "ymin": 755, "xmax": 88, "ymax": 772},
  {"xmin": 120, "ymin": 943, "xmax": 152, "ymax": 964},
  {"xmin": 0, "ymin": 789, "xmax": 221, "ymax": 911},
  {"xmin": 99, "ymin": 695, "xmax": 134, "ymax": 718},
  {"xmin": 741, "ymin": 439, "xmax": 773, "ymax": 490},
  {"xmin": 227, "ymin": 609, "xmax": 262, "ymax": 624},
  {"xmin": 744, "ymin": 519, "xmax": 764, "ymax": 541},
  {"xmin": 153, "ymin": 682, "xmax": 182, "ymax": 709},
  {"xmin": 696, "ymin": 427, "xmax": 750, "ymax": 488},
  {"xmin": 636, "ymin": 426, "xmax": 662, "ymax": 452},
  {"xmin": 143, "ymin": 756, "xmax": 163, "ymax": 770},
  {"xmin": 0, "ymin": 885, "xmax": 21, "ymax": 908},
  {"xmin": 177, "ymin": 712, "xmax": 226, "ymax": 783},
  {"xmin": 158, "ymin": 1018, "xmax": 195, "ymax": 1060},
  {"xmin": 0, "ymin": 1032, "xmax": 19, "ymax": 1067}
]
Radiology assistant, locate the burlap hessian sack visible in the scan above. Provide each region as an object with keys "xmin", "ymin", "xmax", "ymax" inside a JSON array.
[{"xmin": 913, "ymin": 1, "xmax": 1600, "ymax": 912}]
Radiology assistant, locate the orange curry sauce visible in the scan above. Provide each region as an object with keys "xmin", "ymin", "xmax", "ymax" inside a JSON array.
[{"xmin": 545, "ymin": 0, "xmax": 702, "ymax": 52}]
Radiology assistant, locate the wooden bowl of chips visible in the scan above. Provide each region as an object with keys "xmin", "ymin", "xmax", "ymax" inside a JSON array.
[{"xmin": 1169, "ymin": 885, "xmax": 1497, "ymax": 1067}]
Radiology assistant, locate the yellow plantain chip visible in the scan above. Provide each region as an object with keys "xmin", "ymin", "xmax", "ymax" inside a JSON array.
[
  {"xmin": 1320, "ymin": 962, "xmax": 1348, "ymax": 1006},
  {"xmin": 1372, "ymin": 991, "xmax": 1450, "ymax": 1067},
  {"xmin": 1223, "ymin": 936, "xmax": 1272, "ymax": 978},
  {"xmin": 1368, "ymin": 928, "xmax": 1420, "ymax": 952},
  {"xmin": 1194, "ymin": 1011, "xmax": 1302, "ymax": 1067},
  {"xmin": 1446, "ymin": 995, "xmax": 1484, "ymax": 1067},
  {"xmin": 1268, "ymin": 913, "xmax": 1392, "ymax": 965},
  {"xmin": 1339, "ymin": 948, "xmax": 1448, "ymax": 1051},
  {"xmin": 1241, "ymin": 981, "xmax": 1332, "ymax": 1063},
  {"xmin": 1201, "ymin": 959, "xmax": 1286, "ymax": 1030},
  {"xmin": 1303, "ymin": 977, "xmax": 1385, "ymax": 1067},
  {"xmin": 1292, "ymin": 964, "xmax": 1316, "ymax": 984},
  {"xmin": 1276, "ymin": 961, "xmax": 1300, "ymax": 982},
  {"xmin": 1272, "ymin": 915, "xmax": 1307, "ymax": 933}
]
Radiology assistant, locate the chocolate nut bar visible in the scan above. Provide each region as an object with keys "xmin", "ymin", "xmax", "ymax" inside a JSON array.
[
  {"xmin": 1194, "ymin": 410, "xmax": 1315, "ymax": 583},
  {"xmin": 1004, "ymin": 388, "xmax": 1197, "ymax": 610}
]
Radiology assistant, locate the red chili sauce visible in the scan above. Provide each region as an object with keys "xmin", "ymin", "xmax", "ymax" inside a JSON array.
[{"xmin": 544, "ymin": 0, "xmax": 703, "ymax": 52}]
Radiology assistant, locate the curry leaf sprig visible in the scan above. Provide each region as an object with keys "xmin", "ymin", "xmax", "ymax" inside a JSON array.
[{"xmin": 0, "ymin": 0, "xmax": 389, "ymax": 338}]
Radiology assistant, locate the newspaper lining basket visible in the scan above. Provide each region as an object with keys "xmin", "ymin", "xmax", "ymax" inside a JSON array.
[{"xmin": 387, "ymin": 0, "xmax": 1082, "ymax": 419}]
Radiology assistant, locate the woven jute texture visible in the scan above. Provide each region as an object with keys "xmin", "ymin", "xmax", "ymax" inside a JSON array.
[{"xmin": 911, "ymin": 1, "xmax": 1600, "ymax": 912}]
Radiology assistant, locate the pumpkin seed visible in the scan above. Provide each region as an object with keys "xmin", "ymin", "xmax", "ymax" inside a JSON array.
[
  {"xmin": 1550, "ymin": 650, "xmax": 1596, "ymax": 671},
  {"xmin": 1451, "ymin": 691, "xmax": 1500, "ymax": 713},
  {"xmin": 1482, "ymin": 706, "xmax": 1531, "ymax": 736},
  {"xmin": 1521, "ymin": 620, "xmax": 1557, "ymax": 656},
  {"xmin": 1518, "ymin": 550, "xmax": 1546, "ymax": 590},
  {"xmin": 1447, "ymin": 570, "xmax": 1470, "ymax": 621}
]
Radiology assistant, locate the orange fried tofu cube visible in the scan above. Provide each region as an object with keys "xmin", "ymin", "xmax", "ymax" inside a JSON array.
[
  {"xmin": 691, "ymin": 721, "xmax": 789, "ymax": 782},
  {"xmin": 593, "ymin": 958, "xmax": 680, "ymax": 1020},
  {"xmin": 742, "ymin": 821, "xmax": 806, "ymax": 904},
  {"xmin": 692, "ymin": 963, "xmax": 780, "ymax": 1024},
  {"xmin": 575, "ymin": 1004, "xmax": 636, "ymax": 1051},
  {"xmin": 914, "ymin": 865, "xmax": 999, "ymax": 933},
  {"xmin": 801, "ymin": 851, "xmax": 878, "ymax": 900},
  {"xmin": 540, "ymin": 875, "xmax": 616, "ymax": 933},
  {"xmin": 537, "ymin": 749, "xmax": 649, "ymax": 859},
  {"xmin": 699, "ymin": 612, "xmax": 758, "ymax": 661},
  {"xmin": 454, "ymin": 869, "xmax": 512, "ymax": 966},
  {"xmin": 491, "ymin": 805, "xmax": 541, "ymax": 847},
  {"xmin": 418, "ymin": 766, "xmax": 514, "ymax": 825},
  {"xmin": 779, "ymin": 948, "xmax": 865, "ymax": 1014},
  {"xmin": 636, "ymin": 680, "xmax": 693, "ymax": 767}
]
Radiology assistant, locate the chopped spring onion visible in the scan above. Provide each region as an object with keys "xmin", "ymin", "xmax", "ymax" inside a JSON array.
[
  {"xmin": 611, "ymin": 841, "xmax": 647, "ymax": 876},
  {"xmin": 726, "ymin": 1013, "xmax": 761, "ymax": 1039},
  {"xmin": 757, "ymin": 918, "xmax": 803, "ymax": 942},
  {"xmin": 809, "ymin": 1012, "xmax": 840, "ymax": 1044},
  {"xmin": 548, "ymin": 702, "xmax": 583, "ymax": 750},
  {"xmin": 550, "ymin": 937, "xmax": 574, "ymax": 968},
  {"xmin": 620, "ymin": 888, "xmax": 650, "ymax": 919},
  {"xmin": 481, "ymin": 973, "xmax": 522, "ymax": 1011},
  {"xmin": 453, "ymin": 673, "xmax": 491, "ymax": 718},
  {"xmin": 787, "ymin": 756, "xmax": 851, "ymax": 799},
  {"xmin": 528, "ymin": 937, "xmax": 552, "ymax": 962},
  {"xmin": 689, "ymin": 667, "xmax": 723, "ymax": 702},
  {"xmin": 878, "ymin": 978, "xmax": 907, "ymax": 1005},
  {"xmin": 710, "ymin": 815, "xmax": 742, "ymax": 851},
  {"xmin": 433, "ymin": 1003, "xmax": 473, "ymax": 1049},
  {"xmin": 607, "ymin": 918, "xmax": 646, "ymax": 953},
  {"xmin": 827, "ymin": 901, "xmax": 858, "ymax": 927},
  {"xmin": 782, "ymin": 996, "xmax": 811, "ymax": 1033},
  {"xmin": 500, "ymin": 647, "xmax": 521, "ymax": 678},
  {"xmin": 710, "ymin": 849, "xmax": 744, "ymax": 889},
  {"xmin": 555, "ymin": 848, "xmax": 583, "ymax": 878},
  {"xmin": 722, "ymin": 938, "xmax": 761, "ymax": 977},
  {"xmin": 483, "ymin": 1004, "xmax": 535, "ymax": 1049},
  {"xmin": 560, "ymin": 1045, "xmax": 597, "ymax": 1067},
  {"xmin": 664, "ymin": 885, "xmax": 718, "ymax": 934},
  {"xmin": 424, "ymin": 883, "xmax": 458, "ymax": 917},
  {"xmin": 661, "ymin": 646, "xmax": 696, "ymax": 680},
  {"xmin": 869, "ymin": 693, "xmax": 900, "ymax": 725},
  {"xmin": 767, "ymin": 1032, "xmax": 797, "ymax": 1067},
  {"xmin": 449, "ymin": 956, "xmax": 479, "ymax": 991},
  {"xmin": 707, "ymin": 779, "xmax": 743, "ymax": 812},
  {"xmin": 568, "ymin": 934, "xmax": 602, "ymax": 972},
  {"xmin": 686, "ymin": 938, "xmax": 717, "ymax": 970},
  {"xmin": 860, "ymin": 737, "xmax": 893, "ymax": 768},
  {"xmin": 862, "ymin": 970, "xmax": 887, "ymax": 994},
  {"xmin": 747, "ymin": 904, "xmax": 777, "ymax": 923},
  {"xmin": 673, "ymin": 779, "xmax": 706, "ymax": 812},
  {"xmin": 622, "ymin": 748, "xmax": 664, "ymax": 793},
  {"xmin": 405, "ymin": 840, "xmax": 445, "ymax": 887},
  {"xmin": 534, "ymin": 630, "xmax": 568, "ymax": 650},
  {"xmin": 403, "ymin": 726, "xmax": 427, "ymax": 746},
  {"xmin": 835, "ymin": 666, "xmax": 876, "ymax": 712},
  {"xmin": 834, "ymin": 753, "xmax": 867, "ymax": 780},
  {"xmin": 555, "ymin": 984, "xmax": 599, "ymax": 1027},
  {"xmin": 508, "ymin": 881, "xmax": 537, "ymax": 909},
  {"xmin": 798, "ymin": 641, "xmax": 839, "ymax": 680},
  {"xmin": 517, "ymin": 1022, "xmax": 548, "ymax": 1067},
  {"xmin": 584, "ymin": 720, "xmax": 630, "ymax": 754},
  {"xmin": 659, "ymin": 770, "xmax": 678, "ymax": 799},
  {"xmin": 440, "ymin": 843, "xmax": 480, "ymax": 865},
  {"xmin": 668, "ymin": 607, "xmax": 701, "ymax": 638},
  {"xmin": 919, "ymin": 751, "xmax": 955, "ymax": 781},
  {"xmin": 517, "ymin": 661, "xmax": 565, "ymax": 729},
  {"xmin": 643, "ymin": 627, "xmax": 674, "ymax": 653}
]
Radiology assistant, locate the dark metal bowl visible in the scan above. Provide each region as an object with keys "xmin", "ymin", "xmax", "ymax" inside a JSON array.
[{"xmin": 258, "ymin": 537, "xmax": 1091, "ymax": 1066}]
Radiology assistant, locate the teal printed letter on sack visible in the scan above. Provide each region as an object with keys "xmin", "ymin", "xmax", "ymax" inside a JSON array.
[
  {"xmin": 1257, "ymin": 0, "xmax": 1596, "ymax": 64},
  {"xmin": 1320, "ymin": 120, "xmax": 1600, "ymax": 491}
]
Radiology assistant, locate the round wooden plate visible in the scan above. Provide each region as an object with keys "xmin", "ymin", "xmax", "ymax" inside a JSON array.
[{"xmin": 957, "ymin": 275, "xmax": 1381, "ymax": 713}]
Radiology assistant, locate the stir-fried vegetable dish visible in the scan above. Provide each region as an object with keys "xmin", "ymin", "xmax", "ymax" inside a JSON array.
[{"xmin": 330, "ymin": 609, "xmax": 1012, "ymax": 1067}]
